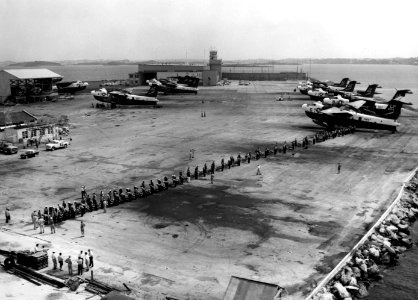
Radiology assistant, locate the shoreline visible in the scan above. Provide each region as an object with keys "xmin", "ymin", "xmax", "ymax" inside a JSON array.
[{"xmin": 307, "ymin": 168, "xmax": 418, "ymax": 300}]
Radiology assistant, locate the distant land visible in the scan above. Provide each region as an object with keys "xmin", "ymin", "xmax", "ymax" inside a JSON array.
[
  {"xmin": 1, "ymin": 57, "xmax": 417, "ymax": 67},
  {"xmin": 6, "ymin": 61, "xmax": 62, "ymax": 67}
]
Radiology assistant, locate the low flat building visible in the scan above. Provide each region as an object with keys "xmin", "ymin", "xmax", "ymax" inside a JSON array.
[
  {"xmin": 0, "ymin": 68, "xmax": 62, "ymax": 104},
  {"xmin": 0, "ymin": 110, "xmax": 61, "ymax": 144},
  {"xmin": 129, "ymin": 50, "xmax": 222, "ymax": 86}
]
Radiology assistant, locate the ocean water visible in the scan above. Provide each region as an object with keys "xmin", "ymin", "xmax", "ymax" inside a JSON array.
[{"xmin": 46, "ymin": 65, "xmax": 138, "ymax": 81}]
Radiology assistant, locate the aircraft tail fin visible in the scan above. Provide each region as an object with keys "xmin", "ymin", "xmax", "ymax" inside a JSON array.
[
  {"xmin": 338, "ymin": 78, "xmax": 350, "ymax": 87},
  {"xmin": 380, "ymin": 89, "xmax": 413, "ymax": 119},
  {"xmin": 383, "ymin": 100, "xmax": 413, "ymax": 120},
  {"xmin": 390, "ymin": 89, "xmax": 413, "ymax": 101},
  {"xmin": 342, "ymin": 81, "xmax": 358, "ymax": 92},
  {"xmin": 362, "ymin": 84, "xmax": 381, "ymax": 97}
]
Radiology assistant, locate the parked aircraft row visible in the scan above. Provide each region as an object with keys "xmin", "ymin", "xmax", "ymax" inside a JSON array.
[
  {"xmin": 90, "ymin": 75, "xmax": 200, "ymax": 106},
  {"xmin": 298, "ymin": 77, "xmax": 414, "ymax": 132}
]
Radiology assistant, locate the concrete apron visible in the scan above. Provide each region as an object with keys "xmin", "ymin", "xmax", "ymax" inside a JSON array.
[{"xmin": 305, "ymin": 167, "xmax": 418, "ymax": 300}]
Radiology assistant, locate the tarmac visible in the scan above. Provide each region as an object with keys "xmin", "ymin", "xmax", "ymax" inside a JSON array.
[{"xmin": 1, "ymin": 81, "xmax": 418, "ymax": 300}]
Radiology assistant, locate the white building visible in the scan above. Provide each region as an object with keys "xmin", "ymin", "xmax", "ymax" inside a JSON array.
[{"xmin": 0, "ymin": 110, "xmax": 60, "ymax": 144}]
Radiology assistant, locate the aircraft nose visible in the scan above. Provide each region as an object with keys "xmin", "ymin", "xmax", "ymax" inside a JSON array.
[{"xmin": 302, "ymin": 104, "xmax": 308, "ymax": 109}]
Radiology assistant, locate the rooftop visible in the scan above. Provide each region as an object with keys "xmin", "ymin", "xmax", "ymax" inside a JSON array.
[
  {"xmin": 0, "ymin": 110, "xmax": 37, "ymax": 127},
  {"xmin": 2, "ymin": 69, "xmax": 63, "ymax": 80}
]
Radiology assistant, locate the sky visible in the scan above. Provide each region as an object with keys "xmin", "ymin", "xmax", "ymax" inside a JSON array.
[{"xmin": 1, "ymin": 0, "xmax": 417, "ymax": 61}]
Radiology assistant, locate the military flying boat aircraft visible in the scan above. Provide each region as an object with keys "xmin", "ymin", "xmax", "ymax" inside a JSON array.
[
  {"xmin": 308, "ymin": 80, "xmax": 359, "ymax": 101},
  {"xmin": 339, "ymin": 83, "xmax": 381, "ymax": 101},
  {"xmin": 298, "ymin": 78, "xmax": 350, "ymax": 95},
  {"xmin": 147, "ymin": 75, "xmax": 199, "ymax": 95},
  {"xmin": 56, "ymin": 80, "xmax": 89, "ymax": 94},
  {"xmin": 302, "ymin": 90, "xmax": 413, "ymax": 132},
  {"xmin": 91, "ymin": 86, "xmax": 159, "ymax": 106}
]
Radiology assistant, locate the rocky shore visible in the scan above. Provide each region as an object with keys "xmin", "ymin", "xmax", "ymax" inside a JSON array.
[{"xmin": 309, "ymin": 170, "xmax": 418, "ymax": 300}]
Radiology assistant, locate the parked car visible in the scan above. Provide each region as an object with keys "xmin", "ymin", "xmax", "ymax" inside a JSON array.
[
  {"xmin": 0, "ymin": 141, "xmax": 18, "ymax": 155},
  {"xmin": 20, "ymin": 149, "xmax": 39, "ymax": 159},
  {"xmin": 46, "ymin": 140, "xmax": 69, "ymax": 151}
]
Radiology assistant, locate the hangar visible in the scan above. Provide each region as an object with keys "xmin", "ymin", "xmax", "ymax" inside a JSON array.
[
  {"xmin": 0, "ymin": 68, "xmax": 62, "ymax": 105},
  {"xmin": 129, "ymin": 50, "xmax": 222, "ymax": 86}
]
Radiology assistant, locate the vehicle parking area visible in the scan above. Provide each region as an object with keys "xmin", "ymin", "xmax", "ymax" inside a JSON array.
[{"xmin": 1, "ymin": 81, "xmax": 418, "ymax": 300}]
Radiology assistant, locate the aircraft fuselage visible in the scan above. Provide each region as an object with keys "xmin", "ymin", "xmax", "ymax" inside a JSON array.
[{"xmin": 303, "ymin": 105, "xmax": 399, "ymax": 132}]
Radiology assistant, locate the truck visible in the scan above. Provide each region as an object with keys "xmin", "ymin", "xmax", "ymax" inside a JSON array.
[
  {"xmin": 45, "ymin": 139, "xmax": 69, "ymax": 151},
  {"xmin": 0, "ymin": 141, "xmax": 18, "ymax": 154}
]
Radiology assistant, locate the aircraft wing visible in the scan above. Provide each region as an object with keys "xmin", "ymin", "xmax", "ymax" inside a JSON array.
[
  {"xmin": 347, "ymin": 100, "xmax": 366, "ymax": 109},
  {"xmin": 322, "ymin": 107, "xmax": 354, "ymax": 118},
  {"xmin": 351, "ymin": 95, "xmax": 377, "ymax": 102}
]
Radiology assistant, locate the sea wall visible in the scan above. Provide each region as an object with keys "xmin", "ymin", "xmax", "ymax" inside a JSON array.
[
  {"xmin": 222, "ymin": 72, "xmax": 306, "ymax": 81},
  {"xmin": 306, "ymin": 168, "xmax": 418, "ymax": 300}
]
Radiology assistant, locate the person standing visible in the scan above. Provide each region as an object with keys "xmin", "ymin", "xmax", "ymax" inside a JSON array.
[
  {"xmin": 79, "ymin": 251, "xmax": 84, "ymax": 264},
  {"xmin": 38, "ymin": 216, "xmax": 45, "ymax": 234},
  {"xmin": 65, "ymin": 256, "xmax": 73, "ymax": 275},
  {"xmin": 51, "ymin": 252, "xmax": 57, "ymax": 270},
  {"xmin": 84, "ymin": 252, "xmax": 89, "ymax": 271},
  {"xmin": 337, "ymin": 163, "xmax": 341, "ymax": 174},
  {"xmin": 81, "ymin": 186, "xmax": 86, "ymax": 200},
  {"xmin": 80, "ymin": 221, "xmax": 85, "ymax": 237},
  {"xmin": 49, "ymin": 216, "xmax": 55, "ymax": 234},
  {"xmin": 194, "ymin": 166, "xmax": 198, "ymax": 180},
  {"xmin": 77, "ymin": 257, "xmax": 83, "ymax": 275},
  {"xmin": 32, "ymin": 211, "xmax": 38, "ymax": 230},
  {"xmin": 88, "ymin": 249, "xmax": 94, "ymax": 268},
  {"xmin": 186, "ymin": 167, "xmax": 191, "ymax": 183},
  {"xmin": 256, "ymin": 164, "xmax": 262, "ymax": 175},
  {"xmin": 58, "ymin": 253, "xmax": 64, "ymax": 271},
  {"xmin": 103, "ymin": 198, "xmax": 107, "ymax": 213},
  {"xmin": 31, "ymin": 211, "xmax": 37, "ymax": 229},
  {"xmin": 210, "ymin": 173, "xmax": 214, "ymax": 184},
  {"xmin": 5, "ymin": 208, "xmax": 11, "ymax": 224}
]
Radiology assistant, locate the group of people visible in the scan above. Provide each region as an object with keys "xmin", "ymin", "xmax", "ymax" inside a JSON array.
[
  {"xmin": 18, "ymin": 126, "xmax": 355, "ymax": 228},
  {"xmin": 52, "ymin": 248, "xmax": 93, "ymax": 275}
]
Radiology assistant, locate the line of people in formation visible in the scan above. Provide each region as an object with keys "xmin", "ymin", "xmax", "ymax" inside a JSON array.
[{"xmin": 29, "ymin": 126, "xmax": 355, "ymax": 225}]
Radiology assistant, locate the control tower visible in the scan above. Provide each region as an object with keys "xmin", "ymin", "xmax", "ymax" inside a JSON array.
[{"xmin": 209, "ymin": 50, "xmax": 222, "ymax": 80}]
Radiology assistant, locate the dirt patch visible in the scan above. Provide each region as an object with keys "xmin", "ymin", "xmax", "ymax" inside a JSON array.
[
  {"xmin": 142, "ymin": 185, "xmax": 276, "ymax": 242},
  {"xmin": 308, "ymin": 221, "xmax": 342, "ymax": 237},
  {"xmin": 55, "ymin": 187, "xmax": 75, "ymax": 195}
]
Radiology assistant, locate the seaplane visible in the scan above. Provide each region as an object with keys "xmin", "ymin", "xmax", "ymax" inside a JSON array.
[
  {"xmin": 56, "ymin": 80, "xmax": 89, "ymax": 94},
  {"xmin": 302, "ymin": 90, "xmax": 413, "ymax": 132},
  {"xmin": 327, "ymin": 80, "xmax": 360, "ymax": 95},
  {"xmin": 147, "ymin": 75, "xmax": 199, "ymax": 95},
  {"xmin": 91, "ymin": 86, "xmax": 159, "ymax": 106},
  {"xmin": 308, "ymin": 80, "xmax": 359, "ymax": 101},
  {"xmin": 357, "ymin": 89, "xmax": 413, "ymax": 117},
  {"xmin": 298, "ymin": 78, "xmax": 350, "ymax": 95},
  {"xmin": 339, "ymin": 83, "xmax": 381, "ymax": 101}
]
